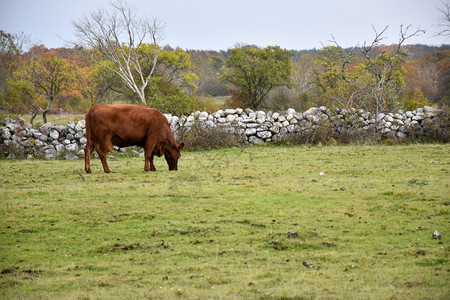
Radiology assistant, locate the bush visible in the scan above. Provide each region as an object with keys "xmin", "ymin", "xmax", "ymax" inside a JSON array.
[
  {"xmin": 179, "ymin": 121, "xmax": 245, "ymax": 150},
  {"xmin": 151, "ymin": 93, "xmax": 199, "ymax": 116}
]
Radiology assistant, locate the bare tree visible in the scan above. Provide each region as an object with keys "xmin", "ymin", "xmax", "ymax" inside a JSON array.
[
  {"xmin": 71, "ymin": 0, "xmax": 165, "ymax": 106},
  {"xmin": 323, "ymin": 25, "xmax": 424, "ymax": 114},
  {"xmin": 435, "ymin": 1, "xmax": 450, "ymax": 38}
]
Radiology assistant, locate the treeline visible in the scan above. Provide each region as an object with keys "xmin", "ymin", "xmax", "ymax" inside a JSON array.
[
  {"xmin": 190, "ymin": 43, "xmax": 449, "ymax": 111},
  {"xmin": 1, "ymin": 29, "xmax": 449, "ymax": 125}
]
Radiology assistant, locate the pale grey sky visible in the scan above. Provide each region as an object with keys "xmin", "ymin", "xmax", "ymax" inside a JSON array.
[{"xmin": 0, "ymin": 0, "xmax": 448, "ymax": 50}]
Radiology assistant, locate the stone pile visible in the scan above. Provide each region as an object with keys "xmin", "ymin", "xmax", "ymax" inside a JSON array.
[
  {"xmin": 166, "ymin": 105, "xmax": 445, "ymax": 144},
  {"xmin": 1, "ymin": 118, "xmax": 87, "ymax": 159},
  {"xmin": 0, "ymin": 105, "xmax": 446, "ymax": 159}
]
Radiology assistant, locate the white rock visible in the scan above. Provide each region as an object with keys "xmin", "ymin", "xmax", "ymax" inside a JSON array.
[
  {"xmin": 307, "ymin": 107, "xmax": 319, "ymax": 115},
  {"xmin": 287, "ymin": 108, "xmax": 296, "ymax": 115},
  {"xmin": 1, "ymin": 128, "xmax": 11, "ymax": 139},
  {"xmin": 244, "ymin": 128, "xmax": 257, "ymax": 136},
  {"xmin": 226, "ymin": 114, "xmax": 237, "ymax": 123},
  {"xmin": 49, "ymin": 129, "xmax": 59, "ymax": 140},
  {"xmin": 224, "ymin": 109, "xmax": 236, "ymax": 115},
  {"xmin": 257, "ymin": 131, "xmax": 272, "ymax": 139},
  {"xmin": 245, "ymin": 108, "xmax": 254, "ymax": 115},
  {"xmin": 256, "ymin": 111, "xmax": 266, "ymax": 117},
  {"xmin": 56, "ymin": 144, "xmax": 65, "ymax": 152},
  {"xmin": 397, "ymin": 132, "xmax": 406, "ymax": 139},
  {"xmin": 376, "ymin": 113, "xmax": 385, "ymax": 122},
  {"xmin": 242, "ymin": 117, "xmax": 256, "ymax": 123},
  {"xmin": 248, "ymin": 136, "xmax": 264, "ymax": 144},
  {"xmin": 384, "ymin": 115, "xmax": 394, "ymax": 122},
  {"xmin": 286, "ymin": 114, "xmax": 294, "ymax": 121},
  {"xmin": 65, "ymin": 143, "xmax": 79, "ymax": 152},
  {"xmin": 164, "ymin": 113, "xmax": 172, "ymax": 123},
  {"xmin": 256, "ymin": 117, "xmax": 266, "ymax": 125},
  {"xmin": 75, "ymin": 120, "xmax": 86, "ymax": 131},
  {"xmin": 65, "ymin": 152, "xmax": 78, "ymax": 160},
  {"xmin": 246, "ymin": 123, "xmax": 259, "ymax": 128}
]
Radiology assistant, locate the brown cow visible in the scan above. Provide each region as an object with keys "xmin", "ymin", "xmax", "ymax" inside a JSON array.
[{"xmin": 84, "ymin": 104, "xmax": 185, "ymax": 173}]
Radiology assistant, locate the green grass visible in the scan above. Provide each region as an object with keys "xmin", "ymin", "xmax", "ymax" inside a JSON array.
[
  {"xmin": 0, "ymin": 144, "xmax": 448, "ymax": 299},
  {"xmin": 1, "ymin": 113, "xmax": 85, "ymax": 128},
  {"xmin": 199, "ymin": 96, "xmax": 230, "ymax": 107}
]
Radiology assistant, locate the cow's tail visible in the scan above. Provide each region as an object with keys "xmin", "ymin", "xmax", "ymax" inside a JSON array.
[
  {"xmin": 84, "ymin": 107, "xmax": 95, "ymax": 173},
  {"xmin": 85, "ymin": 108, "xmax": 94, "ymax": 148}
]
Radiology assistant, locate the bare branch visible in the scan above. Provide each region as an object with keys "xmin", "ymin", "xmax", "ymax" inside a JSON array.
[
  {"xmin": 435, "ymin": 1, "xmax": 450, "ymax": 37},
  {"xmin": 71, "ymin": 0, "xmax": 165, "ymax": 105}
]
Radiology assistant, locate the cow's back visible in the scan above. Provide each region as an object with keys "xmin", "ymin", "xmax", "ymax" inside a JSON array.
[{"xmin": 86, "ymin": 104, "xmax": 167, "ymax": 148}]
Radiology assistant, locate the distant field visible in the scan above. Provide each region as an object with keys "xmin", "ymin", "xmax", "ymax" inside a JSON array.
[
  {"xmin": 0, "ymin": 144, "xmax": 448, "ymax": 299},
  {"xmin": 209, "ymin": 96, "xmax": 230, "ymax": 105},
  {"xmin": 199, "ymin": 96, "xmax": 230, "ymax": 108},
  {"xmin": 1, "ymin": 113, "xmax": 85, "ymax": 127}
]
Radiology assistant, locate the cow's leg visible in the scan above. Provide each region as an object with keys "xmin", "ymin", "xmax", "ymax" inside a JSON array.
[
  {"xmin": 95, "ymin": 141, "xmax": 112, "ymax": 173},
  {"xmin": 149, "ymin": 155, "xmax": 156, "ymax": 171},
  {"xmin": 144, "ymin": 153, "xmax": 157, "ymax": 172},
  {"xmin": 97, "ymin": 149, "xmax": 111, "ymax": 173},
  {"xmin": 84, "ymin": 143, "xmax": 94, "ymax": 174},
  {"xmin": 144, "ymin": 138, "xmax": 157, "ymax": 172}
]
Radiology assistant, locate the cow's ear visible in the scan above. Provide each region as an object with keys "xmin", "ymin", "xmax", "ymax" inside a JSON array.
[{"xmin": 178, "ymin": 141, "xmax": 185, "ymax": 150}]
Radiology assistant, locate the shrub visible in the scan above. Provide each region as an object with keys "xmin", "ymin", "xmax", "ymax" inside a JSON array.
[{"xmin": 179, "ymin": 121, "xmax": 245, "ymax": 150}]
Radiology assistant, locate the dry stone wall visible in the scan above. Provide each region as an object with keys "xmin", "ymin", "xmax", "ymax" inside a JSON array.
[{"xmin": 0, "ymin": 106, "xmax": 446, "ymax": 159}]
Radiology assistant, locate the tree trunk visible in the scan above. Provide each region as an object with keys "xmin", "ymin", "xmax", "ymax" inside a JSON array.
[
  {"xmin": 28, "ymin": 99, "xmax": 40, "ymax": 127},
  {"xmin": 43, "ymin": 96, "xmax": 54, "ymax": 124},
  {"xmin": 29, "ymin": 110, "xmax": 39, "ymax": 127},
  {"xmin": 42, "ymin": 110, "xmax": 49, "ymax": 124}
]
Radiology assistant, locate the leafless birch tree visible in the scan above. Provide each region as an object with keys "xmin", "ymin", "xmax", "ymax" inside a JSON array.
[{"xmin": 71, "ymin": 0, "xmax": 164, "ymax": 105}]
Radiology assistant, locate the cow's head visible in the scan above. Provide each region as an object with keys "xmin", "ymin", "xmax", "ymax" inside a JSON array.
[{"xmin": 164, "ymin": 141, "xmax": 185, "ymax": 171}]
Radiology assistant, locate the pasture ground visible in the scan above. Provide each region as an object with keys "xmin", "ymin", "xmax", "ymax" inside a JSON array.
[{"xmin": 0, "ymin": 144, "xmax": 448, "ymax": 299}]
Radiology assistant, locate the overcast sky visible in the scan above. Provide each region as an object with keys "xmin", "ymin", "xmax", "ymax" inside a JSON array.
[{"xmin": 0, "ymin": 0, "xmax": 448, "ymax": 50}]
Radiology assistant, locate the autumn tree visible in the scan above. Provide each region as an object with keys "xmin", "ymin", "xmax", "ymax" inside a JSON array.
[
  {"xmin": 5, "ymin": 79, "xmax": 43, "ymax": 124},
  {"xmin": 220, "ymin": 45, "xmax": 292, "ymax": 109},
  {"xmin": 16, "ymin": 48, "xmax": 79, "ymax": 123},
  {"xmin": 0, "ymin": 31, "xmax": 30, "ymax": 108},
  {"xmin": 403, "ymin": 50, "xmax": 450, "ymax": 106},
  {"xmin": 147, "ymin": 48, "xmax": 200, "ymax": 114},
  {"xmin": 79, "ymin": 60, "xmax": 124, "ymax": 106},
  {"xmin": 71, "ymin": 0, "xmax": 164, "ymax": 106},
  {"xmin": 150, "ymin": 48, "xmax": 198, "ymax": 96},
  {"xmin": 312, "ymin": 25, "xmax": 423, "ymax": 114},
  {"xmin": 196, "ymin": 54, "xmax": 228, "ymax": 97}
]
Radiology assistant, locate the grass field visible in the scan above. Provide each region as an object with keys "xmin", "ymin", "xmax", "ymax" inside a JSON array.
[
  {"xmin": 0, "ymin": 144, "xmax": 448, "ymax": 299},
  {"xmin": 0, "ymin": 114, "xmax": 86, "ymax": 128}
]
